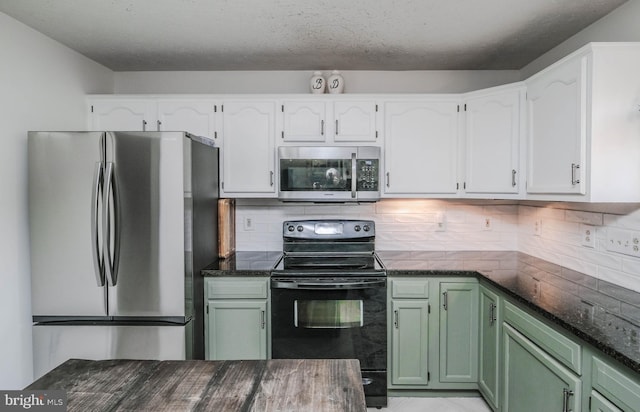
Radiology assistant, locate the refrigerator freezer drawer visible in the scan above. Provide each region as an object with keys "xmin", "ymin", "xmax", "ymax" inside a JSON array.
[{"xmin": 32, "ymin": 324, "xmax": 187, "ymax": 380}]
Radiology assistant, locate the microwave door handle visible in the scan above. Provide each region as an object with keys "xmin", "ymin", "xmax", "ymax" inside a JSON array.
[{"xmin": 351, "ymin": 152, "xmax": 357, "ymax": 198}]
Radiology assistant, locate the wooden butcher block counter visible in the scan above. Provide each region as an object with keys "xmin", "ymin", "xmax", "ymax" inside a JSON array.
[{"xmin": 26, "ymin": 358, "xmax": 367, "ymax": 412}]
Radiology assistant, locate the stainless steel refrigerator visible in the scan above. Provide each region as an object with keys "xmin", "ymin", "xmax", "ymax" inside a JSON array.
[{"xmin": 28, "ymin": 131, "xmax": 218, "ymax": 379}]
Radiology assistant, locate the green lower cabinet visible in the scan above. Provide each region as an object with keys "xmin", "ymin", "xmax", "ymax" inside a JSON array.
[
  {"xmin": 391, "ymin": 299, "xmax": 430, "ymax": 386},
  {"xmin": 590, "ymin": 355, "xmax": 640, "ymax": 412},
  {"xmin": 206, "ymin": 300, "xmax": 267, "ymax": 360},
  {"xmin": 590, "ymin": 390, "xmax": 623, "ymax": 412},
  {"xmin": 439, "ymin": 281, "xmax": 479, "ymax": 383},
  {"xmin": 479, "ymin": 285, "xmax": 501, "ymax": 410},
  {"xmin": 503, "ymin": 323, "xmax": 581, "ymax": 412}
]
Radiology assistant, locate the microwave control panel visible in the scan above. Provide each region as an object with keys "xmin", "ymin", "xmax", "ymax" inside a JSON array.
[{"xmin": 357, "ymin": 159, "xmax": 379, "ymax": 191}]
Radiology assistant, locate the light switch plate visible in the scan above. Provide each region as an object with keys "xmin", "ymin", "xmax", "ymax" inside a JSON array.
[{"xmin": 606, "ymin": 227, "xmax": 640, "ymax": 257}]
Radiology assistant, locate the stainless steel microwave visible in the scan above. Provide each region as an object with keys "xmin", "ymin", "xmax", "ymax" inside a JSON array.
[{"xmin": 278, "ymin": 146, "xmax": 381, "ymax": 202}]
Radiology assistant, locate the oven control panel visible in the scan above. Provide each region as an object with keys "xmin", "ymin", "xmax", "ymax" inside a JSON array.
[{"xmin": 283, "ymin": 219, "xmax": 375, "ymax": 239}]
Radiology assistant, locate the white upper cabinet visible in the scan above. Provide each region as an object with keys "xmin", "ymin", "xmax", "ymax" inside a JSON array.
[
  {"xmin": 281, "ymin": 101, "xmax": 326, "ymax": 142},
  {"xmin": 280, "ymin": 99, "xmax": 378, "ymax": 144},
  {"xmin": 88, "ymin": 98, "xmax": 218, "ymax": 139},
  {"xmin": 463, "ymin": 84, "xmax": 524, "ymax": 197},
  {"xmin": 526, "ymin": 53, "xmax": 585, "ymax": 196},
  {"xmin": 156, "ymin": 100, "xmax": 218, "ymax": 139},
  {"xmin": 333, "ymin": 101, "xmax": 378, "ymax": 142},
  {"xmin": 383, "ymin": 100, "xmax": 459, "ymax": 196},
  {"xmin": 220, "ymin": 100, "xmax": 277, "ymax": 197},
  {"xmin": 526, "ymin": 43, "xmax": 640, "ymax": 202},
  {"xmin": 88, "ymin": 99, "xmax": 157, "ymax": 131}
]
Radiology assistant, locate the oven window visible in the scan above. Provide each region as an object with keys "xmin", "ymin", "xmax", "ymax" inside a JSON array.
[{"xmin": 294, "ymin": 300, "xmax": 363, "ymax": 328}]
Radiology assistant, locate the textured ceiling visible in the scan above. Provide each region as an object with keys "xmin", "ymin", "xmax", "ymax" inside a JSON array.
[{"xmin": 0, "ymin": 0, "xmax": 628, "ymax": 71}]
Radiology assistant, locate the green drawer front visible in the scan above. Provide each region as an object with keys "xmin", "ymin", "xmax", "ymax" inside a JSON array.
[
  {"xmin": 592, "ymin": 357, "xmax": 640, "ymax": 412},
  {"xmin": 504, "ymin": 300, "xmax": 581, "ymax": 374},
  {"xmin": 206, "ymin": 278, "xmax": 269, "ymax": 299},
  {"xmin": 391, "ymin": 279, "xmax": 429, "ymax": 298}
]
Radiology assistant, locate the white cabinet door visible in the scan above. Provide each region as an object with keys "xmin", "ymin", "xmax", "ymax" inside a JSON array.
[
  {"xmin": 220, "ymin": 101, "xmax": 276, "ymax": 196},
  {"xmin": 333, "ymin": 101, "xmax": 378, "ymax": 142},
  {"xmin": 157, "ymin": 100, "xmax": 218, "ymax": 139},
  {"xmin": 88, "ymin": 99, "xmax": 157, "ymax": 131},
  {"xmin": 280, "ymin": 100, "xmax": 377, "ymax": 143},
  {"xmin": 526, "ymin": 54, "xmax": 586, "ymax": 195},
  {"xmin": 464, "ymin": 87, "xmax": 522, "ymax": 195},
  {"xmin": 281, "ymin": 100, "xmax": 326, "ymax": 142},
  {"xmin": 384, "ymin": 101, "xmax": 459, "ymax": 195}
]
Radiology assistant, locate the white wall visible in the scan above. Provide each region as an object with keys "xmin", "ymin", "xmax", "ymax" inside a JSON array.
[
  {"xmin": 519, "ymin": 204, "xmax": 640, "ymax": 293},
  {"xmin": 0, "ymin": 12, "xmax": 113, "ymax": 389},
  {"xmin": 521, "ymin": 0, "xmax": 640, "ymax": 78},
  {"xmin": 234, "ymin": 199, "xmax": 519, "ymax": 252},
  {"xmin": 235, "ymin": 200, "xmax": 640, "ymax": 294},
  {"xmin": 113, "ymin": 70, "xmax": 520, "ymax": 94}
]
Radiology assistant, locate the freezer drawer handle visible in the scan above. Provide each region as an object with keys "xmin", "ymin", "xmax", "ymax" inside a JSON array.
[{"xmin": 91, "ymin": 162, "xmax": 105, "ymax": 286}]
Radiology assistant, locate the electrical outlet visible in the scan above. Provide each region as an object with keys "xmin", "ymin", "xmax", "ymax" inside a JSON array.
[
  {"xmin": 606, "ymin": 227, "xmax": 640, "ymax": 257},
  {"xmin": 483, "ymin": 217, "xmax": 492, "ymax": 231},
  {"xmin": 435, "ymin": 212, "xmax": 446, "ymax": 232},
  {"xmin": 533, "ymin": 220, "xmax": 542, "ymax": 236},
  {"xmin": 580, "ymin": 224, "xmax": 596, "ymax": 248},
  {"xmin": 532, "ymin": 278, "xmax": 541, "ymax": 299},
  {"xmin": 243, "ymin": 217, "xmax": 254, "ymax": 231}
]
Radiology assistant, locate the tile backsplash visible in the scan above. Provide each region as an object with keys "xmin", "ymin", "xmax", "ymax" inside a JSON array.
[{"xmin": 234, "ymin": 199, "xmax": 640, "ymax": 293}]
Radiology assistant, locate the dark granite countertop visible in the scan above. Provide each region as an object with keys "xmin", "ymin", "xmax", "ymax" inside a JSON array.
[
  {"xmin": 202, "ymin": 251, "xmax": 282, "ymax": 276},
  {"xmin": 202, "ymin": 250, "xmax": 640, "ymax": 374},
  {"xmin": 26, "ymin": 358, "xmax": 366, "ymax": 412}
]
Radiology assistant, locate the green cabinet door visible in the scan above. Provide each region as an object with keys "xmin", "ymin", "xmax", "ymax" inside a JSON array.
[
  {"xmin": 391, "ymin": 299, "xmax": 430, "ymax": 386},
  {"xmin": 590, "ymin": 391, "xmax": 623, "ymax": 412},
  {"xmin": 503, "ymin": 323, "xmax": 581, "ymax": 412},
  {"xmin": 439, "ymin": 281, "xmax": 479, "ymax": 383},
  {"xmin": 206, "ymin": 300, "xmax": 267, "ymax": 360},
  {"xmin": 479, "ymin": 285, "xmax": 500, "ymax": 410}
]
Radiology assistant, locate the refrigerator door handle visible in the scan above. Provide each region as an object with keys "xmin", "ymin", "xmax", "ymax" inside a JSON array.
[
  {"xmin": 91, "ymin": 162, "xmax": 105, "ymax": 286},
  {"xmin": 103, "ymin": 162, "xmax": 120, "ymax": 287}
]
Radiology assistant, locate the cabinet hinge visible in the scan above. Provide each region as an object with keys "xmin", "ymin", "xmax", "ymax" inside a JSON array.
[
  {"xmin": 464, "ymin": 103, "xmax": 467, "ymax": 111},
  {"xmin": 221, "ymin": 105, "xmax": 224, "ymax": 112},
  {"xmin": 281, "ymin": 131, "xmax": 284, "ymax": 139},
  {"xmin": 457, "ymin": 105, "xmax": 460, "ymax": 112},
  {"xmin": 463, "ymin": 182, "xmax": 466, "ymax": 189},
  {"xmin": 456, "ymin": 183, "xmax": 459, "ymax": 190},
  {"xmin": 375, "ymin": 130, "xmax": 378, "ymax": 139},
  {"xmin": 214, "ymin": 105, "xmax": 217, "ymax": 113},
  {"xmin": 281, "ymin": 105, "xmax": 284, "ymax": 112},
  {"xmin": 375, "ymin": 104, "xmax": 378, "ymax": 112},
  {"xmin": 427, "ymin": 372, "xmax": 431, "ymax": 382},
  {"xmin": 90, "ymin": 105, "xmax": 94, "ymax": 113}
]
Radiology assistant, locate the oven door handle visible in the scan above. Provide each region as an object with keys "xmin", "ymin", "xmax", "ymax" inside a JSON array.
[{"xmin": 271, "ymin": 279, "xmax": 386, "ymax": 290}]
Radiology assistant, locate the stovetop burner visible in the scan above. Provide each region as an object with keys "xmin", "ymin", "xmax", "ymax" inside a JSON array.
[{"xmin": 272, "ymin": 219, "xmax": 385, "ymax": 277}]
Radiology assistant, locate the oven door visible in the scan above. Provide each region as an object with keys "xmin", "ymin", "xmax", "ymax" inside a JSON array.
[
  {"xmin": 271, "ymin": 277, "xmax": 387, "ymax": 407},
  {"xmin": 270, "ymin": 277, "xmax": 386, "ymax": 370}
]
